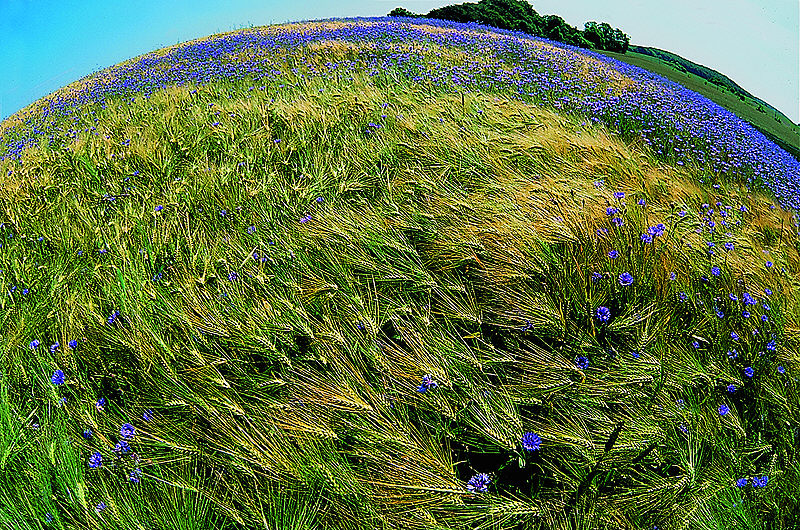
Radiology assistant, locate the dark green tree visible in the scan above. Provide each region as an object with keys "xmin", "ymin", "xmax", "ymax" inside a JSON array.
[
  {"xmin": 388, "ymin": 7, "xmax": 420, "ymax": 17},
  {"xmin": 420, "ymin": 0, "xmax": 626, "ymax": 52}
]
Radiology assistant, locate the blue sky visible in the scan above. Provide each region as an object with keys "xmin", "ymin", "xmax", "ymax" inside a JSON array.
[{"xmin": 1, "ymin": 0, "xmax": 798, "ymax": 123}]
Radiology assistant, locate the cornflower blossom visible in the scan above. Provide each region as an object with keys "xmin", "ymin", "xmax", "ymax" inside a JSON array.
[
  {"xmin": 417, "ymin": 374, "xmax": 438, "ymax": 393},
  {"xmin": 595, "ymin": 306, "xmax": 611, "ymax": 323},
  {"xmin": 618, "ymin": 272, "xmax": 633, "ymax": 286},
  {"xmin": 466, "ymin": 473, "xmax": 490, "ymax": 493},
  {"xmin": 521, "ymin": 432, "xmax": 542, "ymax": 452},
  {"xmin": 744, "ymin": 367, "xmax": 754, "ymax": 378},
  {"xmin": 51, "ymin": 370, "xmax": 65, "ymax": 385},
  {"xmin": 575, "ymin": 356, "xmax": 590, "ymax": 370},
  {"xmin": 88, "ymin": 452, "xmax": 102, "ymax": 468},
  {"xmin": 718, "ymin": 404, "xmax": 729, "ymax": 416},
  {"xmin": 120, "ymin": 423, "xmax": 136, "ymax": 440}
]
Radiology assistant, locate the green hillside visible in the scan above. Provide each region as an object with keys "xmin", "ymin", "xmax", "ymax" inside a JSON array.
[
  {"xmin": 593, "ymin": 48, "xmax": 800, "ymax": 160},
  {"xmin": 0, "ymin": 18, "xmax": 798, "ymax": 530}
]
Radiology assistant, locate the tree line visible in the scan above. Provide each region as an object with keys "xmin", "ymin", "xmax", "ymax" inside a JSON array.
[{"xmin": 389, "ymin": 0, "xmax": 630, "ymax": 53}]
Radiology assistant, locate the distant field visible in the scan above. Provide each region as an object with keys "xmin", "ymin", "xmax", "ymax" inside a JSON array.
[{"xmin": 598, "ymin": 49, "xmax": 800, "ymax": 160}]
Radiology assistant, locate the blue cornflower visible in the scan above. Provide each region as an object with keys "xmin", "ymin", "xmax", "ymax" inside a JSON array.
[
  {"xmin": 114, "ymin": 440, "xmax": 131, "ymax": 454},
  {"xmin": 715, "ymin": 309, "xmax": 724, "ymax": 319},
  {"xmin": 96, "ymin": 398, "xmax": 106, "ymax": 411},
  {"xmin": 129, "ymin": 468, "xmax": 142, "ymax": 483},
  {"xmin": 88, "ymin": 452, "xmax": 102, "ymax": 468},
  {"xmin": 640, "ymin": 233, "xmax": 653, "ymax": 244},
  {"xmin": 648, "ymin": 224, "xmax": 666, "ymax": 237},
  {"xmin": 618, "ymin": 272, "xmax": 633, "ymax": 286},
  {"xmin": 718, "ymin": 404, "xmax": 729, "ymax": 416},
  {"xmin": 417, "ymin": 374, "xmax": 438, "ymax": 393},
  {"xmin": 575, "ymin": 356, "xmax": 590, "ymax": 370},
  {"xmin": 611, "ymin": 217, "xmax": 624, "ymax": 227},
  {"xmin": 247, "ymin": 225, "xmax": 256, "ymax": 234},
  {"xmin": 679, "ymin": 292, "xmax": 687, "ymax": 301},
  {"xmin": 120, "ymin": 423, "xmax": 135, "ymax": 440},
  {"xmin": 730, "ymin": 331, "xmax": 739, "ymax": 341},
  {"xmin": 764, "ymin": 288, "xmax": 772, "ymax": 296},
  {"xmin": 68, "ymin": 339, "xmax": 78, "ymax": 349},
  {"xmin": 83, "ymin": 429, "xmax": 92, "ymax": 439},
  {"xmin": 95, "ymin": 501, "xmax": 107, "ymax": 513},
  {"xmin": 752, "ymin": 476, "xmax": 768, "ymax": 488},
  {"xmin": 608, "ymin": 249, "xmax": 618, "ymax": 259},
  {"xmin": 744, "ymin": 367, "xmax": 754, "ymax": 378},
  {"xmin": 761, "ymin": 314, "xmax": 768, "ymax": 322},
  {"xmin": 606, "ymin": 207, "xmax": 618, "ymax": 216},
  {"xmin": 51, "ymin": 369, "xmax": 65, "ymax": 385},
  {"xmin": 107, "ymin": 310, "xmax": 120, "ymax": 325},
  {"xmin": 742, "ymin": 292, "xmax": 756, "ymax": 306},
  {"xmin": 521, "ymin": 431, "xmax": 542, "ymax": 452},
  {"xmin": 466, "ymin": 473, "xmax": 490, "ymax": 493},
  {"xmin": 143, "ymin": 409, "xmax": 154, "ymax": 422},
  {"xmin": 591, "ymin": 272, "xmax": 602, "ymax": 282},
  {"xmin": 727, "ymin": 384, "xmax": 736, "ymax": 393},
  {"xmin": 735, "ymin": 478, "xmax": 748, "ymax": 488},
  {"xmin": 638, "ymin": 198, "xmax": 646, "ymax": 206},
  {"xmin": 711, "ymin": 266, "xmax": 721, "ymax": 277},
  {"xmin": 30, "ymin": 339, "xmax": 40, "ymax": 350},
  {"xmin": 154, "ymin": 205, "xmax": 163, "ymax": 212},
  {"xmin": 670, "ymin": 272, "xmax": 676, "ymax": 281},
  {"xmin": 777, "ymin": 366, "xmax": 785, "ymax": 374},
  {"xmin": 49, "ymin": 342, "xmax": 59, "ymax": 354},
  {"xmin": 729, "ymin": 293, "xmax": 738, "ymax": 302},
  {"xmin": 727, "ymin": 350, "xmax": 738, "ymax": 360},
  {"xmin": 613, "ymin": 191, "xmax": 625, "ymax": 199},
  {"xmin": 595, "ymin": 306, "xmax": 611, "ymax": 323},
  {"xmin": 765, "ymin": 261, "xmax": 773, "ymax": 268},
  {"xmin": 742, "ymin": 310, "xmax": 751, "ymax": 319},
  {"xmin": 766, "ymin": 340, "xmax": 776, "ymax": 351},
  {"xmin": 692, "ymin": 341, "xmax": 700, "ymax": 349},
  {"xmin": 724, "ymin": 242, "xmax": 734, "ymax": 251}
]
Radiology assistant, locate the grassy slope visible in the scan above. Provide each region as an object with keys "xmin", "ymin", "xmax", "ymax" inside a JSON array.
[
  {"xmin": 598, "ymin": 49, "xmax": 800, "ymax": 160},
  {"xmin": 0, "ymin": 29, "xmax": 798, "ymax": 530}
]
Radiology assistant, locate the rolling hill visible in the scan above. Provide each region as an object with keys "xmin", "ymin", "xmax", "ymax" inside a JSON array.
[{"xmin": 0, "ymin": 17, "xmax": 798, "ymax": 530}]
